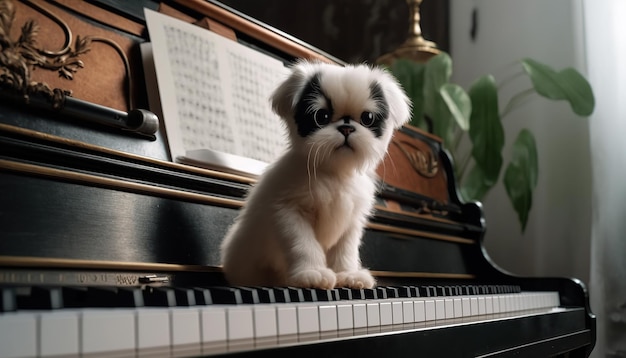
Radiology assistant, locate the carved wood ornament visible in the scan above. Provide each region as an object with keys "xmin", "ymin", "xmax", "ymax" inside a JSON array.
[{"xmin": 0, "ymin": 0, "xmax": 131, "ymax": 109}]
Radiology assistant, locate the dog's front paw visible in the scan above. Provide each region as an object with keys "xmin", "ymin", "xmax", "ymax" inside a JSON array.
[
  {"xmin": 288, "ymin": 268, "xmax": 337, "ymax": 289},
  {"xmin": 335, "ymin": 269, "xmax": 376, "ymax": 289}
]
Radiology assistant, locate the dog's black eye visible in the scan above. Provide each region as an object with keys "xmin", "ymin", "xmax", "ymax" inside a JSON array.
[
  {"xmin": 361, "ymin": 111, "xmax": 375, "ymax": 127},
  {"xmin": 314, "ymin": 109, "xmax": 331, "ymax": 127}
]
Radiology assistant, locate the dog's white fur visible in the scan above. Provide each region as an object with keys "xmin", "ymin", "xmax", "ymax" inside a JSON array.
[{"xmin": 220, "ymin": 61, "xmax": 410, "ymax": 289}]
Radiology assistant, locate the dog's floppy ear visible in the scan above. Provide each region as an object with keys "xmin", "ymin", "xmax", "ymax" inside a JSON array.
[
  {"xmin": 271, "ymin": 61, "xmax": 318, "ymax": 120},
  {"xmin": 376, "ymin": 68, "xmax": 412, "ymax": 129}
]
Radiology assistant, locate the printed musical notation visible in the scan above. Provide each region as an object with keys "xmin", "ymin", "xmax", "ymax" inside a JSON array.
[{"xmin": 144, "ymin": 9, "xmax": 288, "ymax": 175}]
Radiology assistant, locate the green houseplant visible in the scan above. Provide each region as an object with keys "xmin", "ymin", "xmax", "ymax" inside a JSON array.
[{"xmin": 389, "ymin": 53, "xmax": 595, "ymax": 232}]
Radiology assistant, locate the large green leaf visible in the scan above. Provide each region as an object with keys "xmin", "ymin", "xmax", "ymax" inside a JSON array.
[
  {"xmin": 390, "ymin": 59, "xmax": 426, "ymax": 127},
  {"xmin": 468, "ymin": 75, "xmax": 504, "ymax": 183},
  {"xmin": 503, "ymin": 129, "xmax": 539, "ymax": 232},
  {"xmin": 521, "ymin": 58, "xmax": 595, "ymax": 116},
  {"xmin": 424, "ymin": 53, "xmax": 455, "ymax": 147},
  {"xmin": 460, "ymin": 164, "xmax": 494, "ymax": 202},
  {"xmin": 440, "ymin": 83, "xmax": 471, "ymax": 131}
]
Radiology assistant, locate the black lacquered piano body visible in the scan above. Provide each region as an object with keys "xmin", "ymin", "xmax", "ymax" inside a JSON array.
[{"xmin": 0, "ymin": 0, "xmax": 595, "ymax": 357}]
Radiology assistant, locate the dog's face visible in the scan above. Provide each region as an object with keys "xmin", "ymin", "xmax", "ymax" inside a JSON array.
[{"xmin": 271, "ymin": 61, "xmax": 411, "ymax": 173}]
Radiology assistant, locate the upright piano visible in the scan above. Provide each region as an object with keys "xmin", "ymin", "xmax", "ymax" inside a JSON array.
[{"xmin": 0, "ymin": 0, "xmax": 595, "ymax": 357}]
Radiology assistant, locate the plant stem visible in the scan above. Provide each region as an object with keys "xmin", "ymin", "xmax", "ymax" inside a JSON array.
[
  {"xmin": 452, "ymin": 127, "xmax": 464, "ymax": 153},
  {"xmin": 501, "ymin": 88, "xmax": 536, "ymax": 118},
  {"xmin": 497, "ymin": 71, "xmax": 525, "ymax": 91},
  {"xmin": 457, "ymin": 148, "xmax": 473, "ymax": 182}
]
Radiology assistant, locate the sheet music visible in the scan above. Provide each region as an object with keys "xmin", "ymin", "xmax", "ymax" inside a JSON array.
[{"xmin": 144, "ymin": 9, "xmax": 289, "ymax": 171}]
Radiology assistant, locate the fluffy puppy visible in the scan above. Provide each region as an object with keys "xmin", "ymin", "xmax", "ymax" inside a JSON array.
[{"xmin": 220, "ymin": 60, "xmax": 410, "ymax": 289}]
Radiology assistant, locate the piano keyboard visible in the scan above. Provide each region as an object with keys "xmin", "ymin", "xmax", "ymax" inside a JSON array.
[{"xmin": 0, "ymin": 285, "xmax": 560, "ymax": 357}]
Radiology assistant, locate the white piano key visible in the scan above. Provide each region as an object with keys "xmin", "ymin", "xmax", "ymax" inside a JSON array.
[
  {"xmin": 40, "ymin": 311, "xmax": 80, "ymax": 357},
  {"xmin": 136, "ymin": 308, "xmax": 170, "ymax": 351},
  {"xmin": 379, "ymin": 301, "xmax": 393, "ymax": 325},
  {"xmin": 170, "ymin": 307, "xmax": 201, "ymax": 347},
  {"xmin": 402, "ymin": 300, "xmax": 414, "ymax": 323},
  {"xmin": 254, "ymin": 306, "xmax": 277, "ymax": 338},
  {"xmin": 0, "ymin": 312, "xmax": 37, "ymax": 358},
  {"xmin": 392, "ymin": 301, "xmax": 403, "ymax": 324},
  {"xmin": 435, "ymin": 299, "xmax": 445, "ymax": 320},
  {"xmin": 319, "ymin": 305, "xmax": 338, "ymax": 332},
  {"xmin": 499, "ymin": 295, "xmax": 508, "ymax": 312},
  {"xmin": 470, "ymin": 297, "xmax": 479, "ymax": 316},
  {"xmin": 366, "ymin": 303, "xmax": 380, "ymax": 327},
  {"xmin": 297, "ymin": 305, "xmax": 320, "ymax": 334},
  {"xmin": 414, "ymin": 300, "xmax": 426, "ymax": 322},
  {"xmin": 200, "ymin": 307, "xmax": 227, "ymax": 344},
  {"xmin": 505, "ymin": 295, "xmax": 513, "ymax": 312},
  {"xmin": 227, "ymin": 306, "xmax": 254, "ymax": 341},
  {"xmin": 444, "ymin": 299, "xmax": 454, "ymax": 319},
  {"xmin": 425, "ymin": 300, "xmax": 436, "ymax": 321},
  {"xmin": 462, "ymin": 298, "xmax": 471, "ymax": 317},
  {"xmin": 453, "ymin": 298, "xmax": 463, "ymax": 318},
  {"xmin": 485, "ymin": 296, "xmax": 492, "ymax": 313},
  {"xmin": 81, "ymin": 309, "xmax": 135, "ymax": 355},
  {"xmin": 337, "ymin": 304, "xmax": 353, "ymax": 330},
  {"xmin": 478, "ymin": 297, "xmax": 486, "ymax": 315},
  {"xmin": 493, "ymin": 296, "xmax": 501, "ymax": 313},
  {"xmin": 353, "ymin": 303, "xmax": 367, "ymax": 328},
  {"xmin": 276, "ymin": 306, "xmax": 297, "ymax": 336}
]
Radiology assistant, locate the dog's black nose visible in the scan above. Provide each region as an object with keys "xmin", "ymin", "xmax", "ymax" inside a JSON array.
[{"xmin": 338, "ymin": 124, "xmax": 355, "ymax": 137}]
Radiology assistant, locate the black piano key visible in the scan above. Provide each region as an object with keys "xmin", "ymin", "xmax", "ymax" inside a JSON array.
[
  {"xmin": 118, "ymin": 287, "xmax": 145, "ymax": 307},
  {"xmin": 272, "ymin": 288, "xmax": 290, "ymax": 303},
  {"xmin": 389, "ymin": 287, "xmax": 404, "ymax": 298},
  {"xmin": 208, "ymin": 287, "xmax": 243, "ymax": 304},
  {"xmin": 85, "ymin": 287, "xmax": 119, "ymax": 307},
  {"xmin": 193, "ymin": 288, "xmax": 212, "ymax": 305},
  {"xmin": 302, "ymin": 289, "xmax": 317, "ymax": 302},
  {"xmin": 174, "ymin": 288, "xmax": 196, "ymax": 306},
  {"xmin": 143, "ymin": 287, "xmax": 177, "ymax": 307},
  {"xmin": 375, "ymin": 287, "xmax": 388, "ymax": 299},
  {"xmin": 407, "ymin": 286, "xmax": 420, "ymax": 297},
  {"xmin": 0, "ymin": 287, "xmax": 16, "ymax": 312},
  {"xmin": 351, "ymin": 289, "xmax": 365, "ymax": 300},
  {"xmin": 61, "ymin": 287, "xmax": 89, "ymax": 308},
  {"xmin": 424, "ymin": 286, "xmax": 436, "ymax": 297},
  {"xmin": 236, "ymin": 287, "xmax": 260, "ymax": 304},
  {"xmin": 363, "ymin": 289, "xmax": 377, "ymax": 300},
  {"xmin": 338, "ymin": 288, "xmax": 352, "ymax": 300},
  {"xmin": 17, "ymin": 287, "xmax": 63, "ymax": 309},
  {"xmin": 256, "ymin": 288, "xmax": 276, "ymax": 303},
  {"xmin": 310, "ymin": 289, "xmax": 335, "ymax": 302},
  {"xmin": 287, "ymin": 287, "xmax": 304, "ymax": 303}
]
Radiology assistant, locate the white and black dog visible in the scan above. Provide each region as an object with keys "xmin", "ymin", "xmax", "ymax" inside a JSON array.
[{"xmin": 220, "ymin": 60, "xmax": 411, "ymax": 289}]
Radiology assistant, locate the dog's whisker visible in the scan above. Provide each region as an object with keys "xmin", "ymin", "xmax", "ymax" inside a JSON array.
[{"xmin": 306, "ymin": 144, "xmax": 315, "ymax": 199}]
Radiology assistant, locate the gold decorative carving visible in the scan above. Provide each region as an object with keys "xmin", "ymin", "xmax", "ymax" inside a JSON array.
[
  {"xmin": 0, "ymin": 0, "xmax": 90, "ymax": 107},
  {"xmin": 392, "ymin": 138, "xmax": 439, "ymax": 178},
  {"xmin": 0, "ymin": 0, "xmax": 132, "ymax": 109}
]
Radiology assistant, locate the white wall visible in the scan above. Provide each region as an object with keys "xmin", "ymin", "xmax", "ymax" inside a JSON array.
[{"xmin": 449, "ymin": 0, "xmax": 592, "ymax": 283}]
